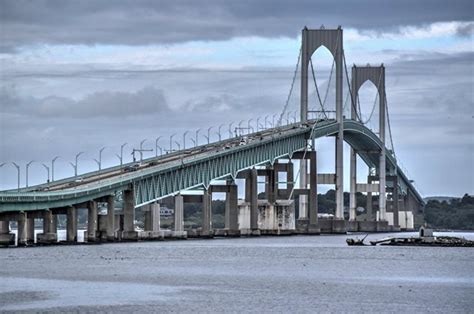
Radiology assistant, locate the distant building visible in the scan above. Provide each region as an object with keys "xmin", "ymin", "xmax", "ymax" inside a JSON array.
[{"xmin": 160, "ymin": 206, "xmax": 174, "ymax": 218}]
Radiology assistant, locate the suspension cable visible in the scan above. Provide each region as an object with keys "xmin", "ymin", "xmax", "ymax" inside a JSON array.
[
  {"xmin": 276, "ymin": 45, "xmax": 302, "ymax": 127},
  {"xmin": 385, "ymin": 93, "xmax": 396, "ymax": 158},
  {"xmin": 310, "ymin": 58, "xmax": 329, "ymax": 119}
]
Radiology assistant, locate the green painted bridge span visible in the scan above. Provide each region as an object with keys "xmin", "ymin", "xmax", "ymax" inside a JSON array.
[{"xmin": 0, "ymin": 119, "xmax": 422, "ymax": 212}]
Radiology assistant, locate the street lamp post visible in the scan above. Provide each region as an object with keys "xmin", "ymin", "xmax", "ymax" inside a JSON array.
[
  {"xmin": 174, "ymin": 141, "xmax": 181, "ymax": 151},
  {"xmin": 139, "ymin": 139, "xmax": 147, "ymax": 162},
  {"xmin": 169, "ymin": 133, "xmax": 177, "ymax": 152},
  {"xmin": 51, "ymin": 156, "xmax": 60, "ymax": 181},
  {"xmin": 256, "ymin": 117, "xmax": 261, "ymax": 131},
  {"xmin": 156, "ymin": 145, "xmax": 162, "ymax": 156},
  {"xmin": 272, "ymin": 114, "xmax": 277, "ymax": 128},
  {"xmin": 183, "ymin": 131, "xmax": 189, "ymax": 149},
  {"xmin": 12, "ymin": 162, "xmax": 20, "ymax": 191},
  {"xmin": 155, "ymin": 137, "xmax": 162, "ymax": 157},
  {"xmin": 205, "ymin": 126, "xmax": 213, "ymax": 144},
  {"xmin": 264, "ymin": 115, "xmax": 269, "ymax": 129},
  {"xmin": 42, "ymin": 163, "xmax": 50, "ymax": 183},
  {"xmin": 216, "ymin": 124, "xmax": 224, "ymax": 141},
  {"xmin": 228, "ymin": 122, "xmax": 234, "ymax": 138},
  {"xmin": 26, "ymin": 160, "xmax": 34, "ymax": 188},
  {"xmin": 116, "ymin": 143, "xmax": 127, "ymax": 167},
  {"xmin": 286, "ymin": 111, "xmax": 291, "ymax": 125},
  {"xmin": 247, "ymin": 119, "xmax": 253, "ymax": 134},
  {"xmin": 93, "ymin": 147, "xmax": 106, "ymax": 171},
  {"xmin": 238, "ymin": 120, "xmax": 245, "ymax": 136},
  {"xmin": 71, "ymin": 152, "xmax": 84, "ymax": 178},
  {"xmin": 194, "ymin": 129, "xmax": 201, "ymax": 147}
]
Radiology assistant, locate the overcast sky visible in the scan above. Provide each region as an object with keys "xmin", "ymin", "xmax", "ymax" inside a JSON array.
[{"xmin": 0, "ymin": 0, "xmax": 473, "ymax": 197}]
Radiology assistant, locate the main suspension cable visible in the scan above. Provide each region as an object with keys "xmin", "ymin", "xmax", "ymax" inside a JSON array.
[{"xmin": 277, "ymin": 45, "xmax": 302, "ymax": 127}]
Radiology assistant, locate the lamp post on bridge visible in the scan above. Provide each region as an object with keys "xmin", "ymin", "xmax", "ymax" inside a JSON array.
[
  {"xmin": 156, "ymin": 145, "xmax": 162, "ymax": 156},
  {"xmin": 194, "ymin": 129, "xmax": 201, "ymax": 147},
  {"xmin": 286, "ymin": 111, "xmax": 291, "ymax": 125},
  {"xmin": 228, "ymin": 122, "xmax": 234, "ymax": 138},
  {"xmin": 216, "ymin": 124, "xmax": 224, "ymax": 141},
  {"xmin": 256, "ymin": 117, "xmax": 261, "ymax": 131},
  {"xmin": 51, "ymin": 156, "xmax": 60, "ymax": 182},
  {"xmin": 183, "ymin": 131, "xmax": 189, "ymax": 149},
  {"xmin": 70, "ymin": 152, "xmax": 84, "ymax": 179},
  {"xmin": 238, "ymin": 120, "xmax": 245, "ymax": 136},
  {"xmin": 26, "ymin": 160, "xmax": 35, "ymax": 188},
  {"xmin": 169, "ymin": 133, "xmax": 177, "ymax": 153},
  {"xmin": 155, "ymin": 137, "xmax": 162, "ymax": 157},
  {"xmin": 139, "ymin": 139, "xmax": 147, "ymax": 162},
  {"xmin": 264, "ymin": 115, "xmax": 270, "ymax": 129},
  {"xmin": 11, "ymin": 162, "xmax": 20, "ymax": 191},
  {"xmin": 272, "ymin": 114, "xmax": 277, "ymax": 128},
  {"xmin": 247, "ymin": 119, "xmax": 253, "ymax": 134},
  {"xmin": 42, "ymin": 163, "xmax": 50, "ymax": 184},
  {"xmin": 93, "ymin": 147, "xmax": 106, "ymax": 171},
  {"xmin": 174, "ymin": 141, "xmax": 181, "ymax": 151},
  {"xmin": 115, "ymin": 143, "xmax": 127, "ymax": 168},
  {"xmin": 205, "ymin": 126, "xmax": 213, "ymax": 144}
]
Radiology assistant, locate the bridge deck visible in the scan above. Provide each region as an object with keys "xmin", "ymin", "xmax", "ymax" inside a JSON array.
[{"xmin": 0, "ymin": 119, "xmax": 423, "ymax": 212}]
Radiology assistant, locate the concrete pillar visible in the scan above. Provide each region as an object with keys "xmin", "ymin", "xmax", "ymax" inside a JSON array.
[
  {"xmin": 335, "ymin": 29, "xmax": 344, "ymax": 220},
  {"xmin": 0, "ymin": 220, "xmax": 10, "ymax": 235},
  {"xmin": 122, "ymin": 189, "xmax": 138, "ymax": 240},
  {"xmin": 299, "ymin": 159, "xmax": 308, "ymax": 219},
  {"xmin": 37, "ymin": 209, "xmax": 57, "ymax": 244},
  {"xmin": 366, "ymin": 192, "xmax": 373, "ymax": 220},
  {"xmin": 249, "ymin": 168, "xmax": 259, "ymax": 231},
  {"xmin": 224, "ymin": 191, "xmax": 231, "ymax": 229},
  {"xmin": 66, "ymin": 206, "xmax": 77, "ymax": 242},
  {"xmin": 106, "ymin": 195, "xmax": 115, "ymax": 241},
  {"xmin": 266, "ymin": 165, "xmax": 276, "ymax": 204},
  {"xmin": 349, "ymin": 148, "xmax": 357, "ymax": 221},
  {"xmin": 227, "ymin": 184, "xmax": 239, "ymax": 234},
  {"xmin": 42, "ymin": 210, "xmax": 52, "ymax": 233},
  {"xmin": 287, "ymin": 161, "xmax": 294, "ymax": 198},
  {"xmin": 145, "ymin": 203, "xmax": 160, "ymax": 232},
  {"xmin": 17, "ymin": 212, "xmax": 28, "ymax": 246},
  {"xmin": 87, "ymin": 201, "xmax": 98, "ymax": 242},
  {"xmin": 379, "ymin": 153, "xmax": 386, "ymax": 221},
  {"xmin": 0, "ymin": 220, "xmax": 14, "ymax": 246},
  {"xmin": 379, "ymin": 66, "xmax": 386, "ymax": 222},
  {"xmin": 174, "ymin": 194, "xmax": 184, "ymax": 232},
  {"xmin": 308, "ymin": 151, "xmax": 318, "ymax": 226},
  {"xmin": 202, "ymin": 189, "xmax": 212, "ymax": 236},
  {"xmin": 390, "ymin": 176, "xmax": 400, "ymax": 228},
  {"xmin": 26, "ymin": 217, "xmax": 35, "ymax": 245}
]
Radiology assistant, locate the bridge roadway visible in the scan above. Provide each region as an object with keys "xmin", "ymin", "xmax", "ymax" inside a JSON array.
[{"xmin": 0, "ymin": 118, "xmax": 423, "ymax": 212}]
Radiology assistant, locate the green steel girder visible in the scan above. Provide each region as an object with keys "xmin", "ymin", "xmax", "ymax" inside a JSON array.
[{"xmin": 0, "ymin": 119, "xmax": 423, "ymax": 212}]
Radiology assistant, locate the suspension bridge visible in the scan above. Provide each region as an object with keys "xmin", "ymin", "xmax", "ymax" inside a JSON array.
[{"xmin": 0, "ymin": 26, "xmax": 424, "ymax": 246}]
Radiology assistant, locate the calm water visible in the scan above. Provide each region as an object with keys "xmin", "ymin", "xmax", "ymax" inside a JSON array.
[{"xmin": 1, "ymin": 233, "xmax": 473, "ymax": 313}]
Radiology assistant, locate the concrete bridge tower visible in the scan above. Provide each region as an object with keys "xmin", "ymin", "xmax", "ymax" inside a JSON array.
[
  {"xmin": 350, "ymin": 65, "xmax": 387, "ymax": 222},
  {"xmin": 300, "ymin": 26, "xmax": 344, "ymax": 220}
]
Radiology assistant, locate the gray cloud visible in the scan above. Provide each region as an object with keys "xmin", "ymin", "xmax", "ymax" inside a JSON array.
[
  {"xmin": 1, "ymin": 0, "xmax": 472, "ymax": 52},
  {"xmin": 0, "ymin": 86, "xmax": 169, "ymax": 118}
]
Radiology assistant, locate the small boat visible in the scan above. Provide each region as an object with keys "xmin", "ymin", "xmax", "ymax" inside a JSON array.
[{"xmin": 346, "ymin": 234, "xmax": 368, "ymax": 246}]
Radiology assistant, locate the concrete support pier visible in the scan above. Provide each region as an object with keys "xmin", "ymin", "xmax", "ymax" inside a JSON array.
[
  {"xmin": 66, "ymin": 206, "xmax": 77, "ymax": 243},
  {"xmin": 227, "ymin": 184, "xmax": 240, "ymax": 236},
  {"xmin": 106, "ymin": 195, "xmax": 115, "ymax": 241},
  {"xmin": 37, "ymin": 210, "xmax": 57, "ymax": 244},
  {"xmin": 308, "ymin": 151, "xmax": 320, "ymax": 234},
  {"xmin": 17, "ymin": 212, "xmax": 28, "ymax": 246},
  {"xmin": 87, "ymin": 201, "xmax": 98, "ymax": 242},
  {"xmin": 246, "ymin": 168, "xmax": 260, "ymax": 236},
  {"xmin": 26, "ymin": 217, "xmax": 35, "ymax": 245},
  {"xmin": 201, "ymin": 189, "xmax": 212, "ymax": 237},
  {"xmin": 173, "ymin": 194, "xmax": 187, "ymax": 238},
  {"xmin": 0, "ymin": 220, "xmax": 14, "ymax": 246},
  {"xmin": 122, "ymin": 189, "xmax": 138, "ymax": 240}
]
